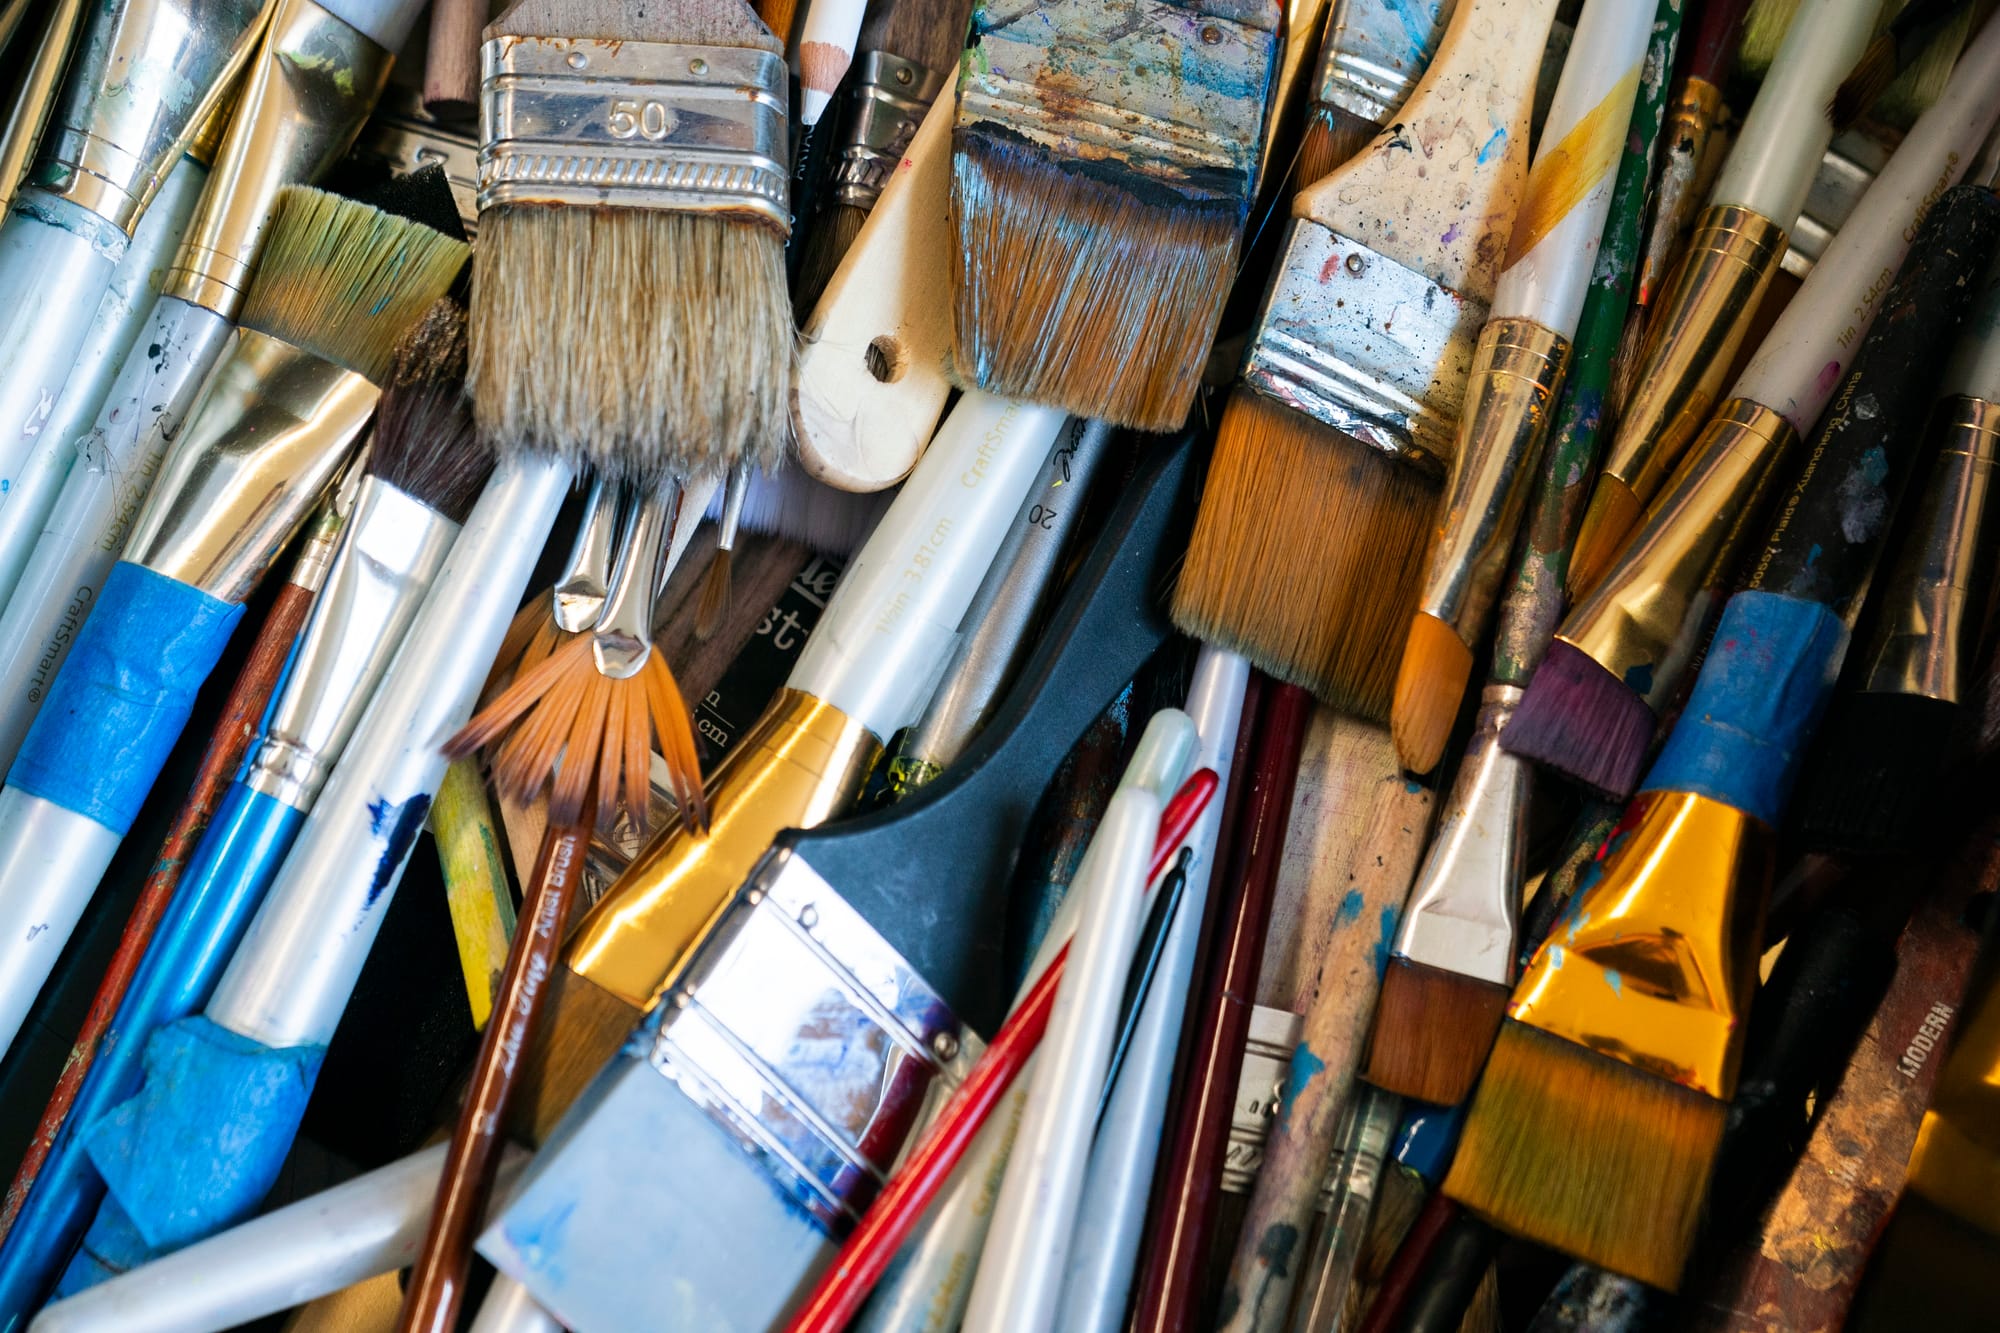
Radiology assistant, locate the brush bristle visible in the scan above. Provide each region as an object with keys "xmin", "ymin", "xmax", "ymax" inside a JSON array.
[
  {"xmin": 1847, "ymin": 1193, "xmax": 2000, "ymax": 1333},
  {"xmin": 1392, "ymin": 613, "xmax": 1473, "ymax": 774},
  {"xmin": 471, "ymin": 206, "xmax": 791, "ymax": 481},
  {"xmin": 1737, "ymin": 0, "xmax": 1801, "ymax": 76},
  {"xmin": 694, "ymin": 548, "xmax": 732, "ymax": 641},
  {"xmin": 1795, "ymin": 691, "xmax": 1959, "ymax": 855},
  {"xmin": 371, "ymin": 298, "xmax": 492, "ymax": 522},
  {"xmin": 951, "ymin": 129, "xmax": 1241, "ymax": 430},
  {"xmin": 794, "ymin": 202, "xmax": 868, "ymax": 313},
  {"xmin": 484, "ymin": 594, "xmax": 569, "ymax": 703},
  {"xmin": 1503, "ymin": 641, "xmax": 1655, "ymax": 799},
  {"xmin": 240, "ymin": 186, "xmax": 471, "ymax": 384},
  {"xmin": 1173, "ymin": 390, "xmax": 1435, "ymax": 720},
  {"xmin": 1295, "ymin": 106, "xmax": 1381, "ymax": 189},
  {"xmin": 1567, "ymin": 476, "xmax": 1643, "ymax": 600},
  {"xmin": 1830, "ymin": 35, "xmax": 1896, "ymax": 127},
  {"xmin": 1364, "ymin": 958, "xmax": 1510, "ymax": 1106},
  {"xmin": 1444, "ymin": 1022, "xmax": 1725, "ymax": 1291},
  {"xmin": 705, "ymin": 465, "xmax": 890, "ymax": 555},
  {"xmin": 511, "ymin": 964, "xmax": 648, "ymax": 1145}
]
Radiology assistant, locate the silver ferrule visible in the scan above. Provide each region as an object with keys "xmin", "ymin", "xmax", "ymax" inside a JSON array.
[
  {"xmin": 957, "ymin": 0, "xmax": 1277, "ymax": 206},
  {"xmin": 1240, "ymin": 221, "xmax": 1488, "ymax": 474},
  {"xmin": 243, "ymin": 479, "xmax": 460, "ymax": 808},
  {"xmin": 286, "ymin": 442, "xmax": 370, "ymax": 593},
  {"xmin": 1857, "ymin": 396, "xmax": 2000, "ymax": 701},
  {"xmin": 716, "ymin": 460, "xmax": 751, "ymax": 554},
  {"xmin": 1313, "ymin": 0, "xmax": 1454, "ymax": 123},
  {"xmin": 350, "ymin": 86, "xmax": 481, "ymax": 233},
  {"xmin": 830, "ymin": 51, "xmax": 947, "ymax": 211},
  {"xmin": 553, "ymin": 477, "xmax": 620, "ymax": 632},
  {"xmin": 1391, "ymin": 685, "xmax": 1527, "ymax": 986},
  {"xmin": 32, "ymin": 0, "xmax": 269, "ymax": 233},
  {"xmin": 478, "ymin": 36, "xmax": 789, "ymax": 233},
  {"xmin": 592, "ymin": 485, "xmax": 680, "ymax": 679},
  {"xmin": 124, "ymin": 327, "xmax": 377, "ymax": 599}
]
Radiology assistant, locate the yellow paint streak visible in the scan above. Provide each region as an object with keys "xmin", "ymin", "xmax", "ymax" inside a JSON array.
[{"xmin": 1505, "ymin": 62, "xmax": 1641, "ymax": 269}]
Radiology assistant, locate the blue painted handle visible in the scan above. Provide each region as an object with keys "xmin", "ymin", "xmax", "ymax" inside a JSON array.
[
  {"xmin": 7, "ymin": 562, "xmax": 241, "ymax": 835},
  {"xmin": 0, "ymin": 784, "xmax": 302, "ymax": 1320}
]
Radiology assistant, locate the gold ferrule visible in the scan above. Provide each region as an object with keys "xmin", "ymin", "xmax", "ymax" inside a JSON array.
[
  {"xmin": 1605, "ymin": 204, "xmax": 1788, "ymax": 507},
  {"xmin": 565, "ymin": 689, "xmax": 882, "ymax": 1013},
  {"xmin": 163, "ymin": 0, "xmax": 395, "ymax": 316},
  {"xmin": 1420, "ymin": 318, "xmax": 1569, "ymax": 640},
  {"xmin": 1904, "ymin": 963, "xmax": 2000, "ymax": 1235},
  {"xmin": 0, "ymin": 0, "xmax": 85, "ymax": 216},
  {"xmin": 124, "ymin": 327, "xmax": 376, "ymax": 599},
  {"xmin": 1510, "ymin": 789, "xmax": 1772, "ymax": 1098},
  {"xmin": 1561, "ymin": 399, "xmax": 1797, "ymax": 709},
  {"xmin": 1857, "ymin": 397, "xmax": 2000, "ymax": 701}
]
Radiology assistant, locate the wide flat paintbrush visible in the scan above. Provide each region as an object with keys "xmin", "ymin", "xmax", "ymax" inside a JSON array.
[
  {"xmin": 1173, "ymin": 0, "xmax": 1555, "ymax": 720},
  {"xmin": 1447, "ymin": 181, "xmax": 2000, "ymax": 1292},
  {"xmin": 1388, "ymin": 0, "xmax": 1653, "ymax": 772},
  {"xmin": 1505, "ymin": 26, "xmax": 2000, "ymax": 799},
  {"xmin": 1567, "ymin": 0, "xmax": 1878, "ymax": 595},
  {"xmin": 950, "ymin": 0, "xmax": 1281, "ymax": 429},
  {"xmin": 1291, "ymin": 0, "xmax": 1455, "ymax": 185}
]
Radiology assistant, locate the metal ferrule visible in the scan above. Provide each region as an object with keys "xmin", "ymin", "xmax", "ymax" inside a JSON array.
[
  {"xmin": 243, "ymin": 479, "xmax": 459, "ymax": 808},
  {"xmin": 478, "ymin": 36, "xmax": 790, "ymax": 233},
  {"xmin": 1419, "ymin": 318, "xmax": 1569, "ymax": 639},
  {"xmin": 123, "ymin": 327, "xmax": 377, "ymax": 600},
  {"xmin": 592, "ymin": 486, "xmax": 679, "ymax": 679},
  {"xmin": 1636, "ymin": 77, "xmax": 1723, "ymax": 305},
  {"xmin": 1855, "ymin": 396, "xmax": 2000, "ymax": 701},
  {"xmin": 716, "ymin": 461, "xmax": 750, "ymax": 553},
  {"xmin": 164, "ymin": 0, "xmax": 396, "ymax": 316},
  {"xmin": 1312, "ymin": 0, "xmax": 1453, "ymax": 123},
  {"xmin": 1391, "ymin": 685, "xmax": 1528, "ymax": 986},
  {"xmin": 0, "ymin": 0, "xmax": 85, "ymax": 217},
  {"xmin": 1605, "ymin": 204, "xmax": 1788, "ymax": 504},
  {"xmin": 285, "ymin": 443, "xmax": 368, "ymax": 593},
  {"xmin": 553, "ymin": 478, "xmax": 619, "ymax": 632},
  {"xmin": 1510, "ymin": 788, "xmax": 1773, "ymax": 1098},
  {"xmin": 1241, "ymin": 220, "xmax": 1489, "ymax": 473},
  {"xmin": 1562, "ymin": 399, "xmax": 1798, "ymax": 710},
  {"xmin": 350, "ymin": 86, "xmax": 481, "ymax": 232},
  {"xmin": 956, "ymin": 0, "xmax": 1278, "ymax": 208},
  {"xmin": 830, "ymin": 52, "xmax": 946, "ymax": 211},
  {"xmin": 31, "ymin": 0, "xmax": 268, "ymax": 232},
  {"xmin": 566, "ymin": 689, "xmax": 882, "ymax": 1012}
]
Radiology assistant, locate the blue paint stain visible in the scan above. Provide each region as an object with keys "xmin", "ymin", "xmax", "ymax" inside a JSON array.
[
  {"xmin": 1282, "ymin": 1043, "xmax": 1326, "ymax": 1117},
  {"xmin": 1405, "ymin": 779, "xmax": 1424, "ymax": 794},
  {"xmin": 363, "ymin": 793, "xmax": 432, "ymax": 909},
  {"xmin": 507, "ymin": 1197, "xmax": 578, "ymax": 1282},
  {"xmin": 1604, "ymin": 969, "xmax": 1623, "ymax": 996},
  {"xmin": 1335, "ymin": 889, "xmax": 1365, "ymax": 926},
  {"xmin": 1549, "ymin": 945, "xmax": 1565, "ymax": 969},
  {"xmin": 1375, "ymin": 908, "xmax": 1397, "ymax": 978},
  {"xmin": 1383, "ymin": 0, "xmax": 1442, "ymax": 60},
  {"xmin": 1622, "ymin": 661, "xmax": 1654, "ymax": 694},
  {"xmin": 1477, "ymin": 127, "xmax": 1507, "ymax": 165}
]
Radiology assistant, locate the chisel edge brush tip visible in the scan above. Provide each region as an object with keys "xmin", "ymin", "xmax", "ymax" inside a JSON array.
[
  {"xmin": 1391, "ymin": 611, "xmax": 1473, "ymax": 775},
  {"xmin": 1364, "ymin": 958, "xmax": 1509, "ymax": 1107},
  {"xmin": 1502, "ymin": 640, "xmax": 1654, "ymax": 799}
]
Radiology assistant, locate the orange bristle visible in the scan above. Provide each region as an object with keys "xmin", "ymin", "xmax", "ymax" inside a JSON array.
[
  {"xmin": 1363, "ymin": 957, "xmax": 1510, "ymax": 1106},
  {"xmin": 1391, "ymin": 613, "xmax": 1474, "ymax": 775},
  {"xmin": 694, "ymin": 547, "xmax": 732, "ymax": 642}
]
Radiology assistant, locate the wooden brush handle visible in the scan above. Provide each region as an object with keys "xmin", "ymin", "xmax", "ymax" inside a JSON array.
[
  {"xmin": 872, "ymin": 0, "xmax": 973, "ymax": 72},
  {"xmin": 424, "ymin": 0, "xmax": 486, "ymax": 118},
  {"xmin": 398, "ymin": 821, "xmax": 591, "ymax": 1333},
  {"xmin": 1294, "ymin": 0, "xmax": 1559, "ymax": 298},
  {"xmin": 488, "ymin": 0, "xmax": 782, "ymax": 51},
  {"xmin": 0, "ymin": 579, "xmax": 314, "ymax": 1238}
]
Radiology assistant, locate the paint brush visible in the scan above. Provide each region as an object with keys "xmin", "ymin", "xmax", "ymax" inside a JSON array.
[
  {"xmin": 1505, "ymin": 27, "xmax": 2000, "ymax": 799},
  {"xmin": 1445, "ymin": 181, "xmax": 2000, "ymax": 1292},
  {"xmin": 1566, "ymin": 0, "xmax": 1880, "ymax": 597},
  {"xmin": 0, "ymin": 0, "xmax": 268, "ymax": 501},
  {"xmin": 1172, "ymin": 0, "xmax": 1555, "ymax": 720},
  {"xmin": 1831, "ymin": 0, "xmax": 1975, "ymax": 129},
  {"xmin": 0, "ymin": 0, "xmax": 84, "ymax": 216},
  {"xmin": 1796, "ymin": 249, "xmax": 2000, "ymax": 855},
  {"xmin": 0, "ymin": 181, "xmax": 465, "ymax": 1070},
  {"xmin": 1387, "ymin": 0, "xmax": 1652, "ymax": 773},
  {"xmin": 1292, "ymin": 1084, "xmax": 1404, "ymax": 1333},
  {"xmin": 1292, "ymin": 0, "xmax": 1456, "ymax": 186},
  {"xmin": 949, "ymin": 0, "xmax": 1281, "ymax": 429},
  {"xmin": 0, "ymin": 0, "xmax": 421, "ymax": 770},
  {"xmin": 476, "ymin": 435, "xmax": 1202, "ymax": 1331}
]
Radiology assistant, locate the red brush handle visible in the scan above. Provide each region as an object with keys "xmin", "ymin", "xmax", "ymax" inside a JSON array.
[
  {"xmin": 783, "ymin": 767, "xmax": 1220, "ymax": 1333},
  {"xmin": 1355, "ymin": 1192, "xmax": 1459, "ymax": 1333},
  {"xmin": 1687, "ymin": 0, "xmax": 1753, "ymax": 88}
]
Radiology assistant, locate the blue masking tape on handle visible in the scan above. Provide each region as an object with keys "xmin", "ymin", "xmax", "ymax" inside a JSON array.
[
  {"xmin": 1640, "ymin": 591, "xmax": 1849, "ymax": 826},
  {"xmin": 1392, "ymin": 1101, "xmax": 1465, "ymax": 1187},
  {"xmin": 8, "ymin": 563, "xmax": 241, "ymax": 834},
  {"xmin": 77, "ymin": 1016, "xmax": 323, "ymax": 1264}
]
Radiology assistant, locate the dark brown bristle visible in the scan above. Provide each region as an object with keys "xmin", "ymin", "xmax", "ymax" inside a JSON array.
[
  {"xmin": 1172, "ymin": 390, "xmax": 1436, "ymax": 720},
  {"xmin": 371, "ymin": 298, "xmax": 493, "ymax": 523},
  {"xmin": 1795, "ymin": 691, "xmax": 1959, "ymax": 855},
  {"xmin": 1444, "ymin": 1021, "xmax": 1726, "ymax": 1291},
  {"xmin": 1502, "ymin": 641, "xmax": 1655, "ymax": 799},
  {"xmin": 511, "ymin": 965, "xmax": 647, "ymax": 1144},
  {"xmin": 1392, "ymin": 613, "xmax": 1474, "ymax": 775},
  {"xmin": 693, "ymin": 547, "xmax": 732, "ymax": 641},
  {"xmin": 794, "ymin": 202, "xmax": 868, "ymax": 313},
  {"xmin": 951, "ymin": 129, "xmax": 1241, "ymax": 431},
  {"xmin": 1829, "ymin": 35, "xmax": 1895, "ymax": 128},
  {"xmin": 1295, "ymin": 105, "xmax": 1381, "ymax": 188},
  {"xmin": 1364, "ymin": 958, "xmax": 1510, "ymax": 1106}
]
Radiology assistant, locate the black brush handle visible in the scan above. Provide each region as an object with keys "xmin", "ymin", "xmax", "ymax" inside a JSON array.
[
  {"xmin": 1748, "ymin": 185, "xmax": 2000, "ymax": 621},
  {"xmin": 780, "ymin": 428, "xmax": 1201, "ymax": 1035}
]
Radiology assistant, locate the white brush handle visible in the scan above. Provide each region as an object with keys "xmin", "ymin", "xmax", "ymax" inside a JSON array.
[
  {"xmin": 316, "ymin": 0, "xmax": 426, "ymax": 51},
  {"xmin": 27, "ymin": 1143, "xmax": 531, "ymax": 1333},
  {"xmin": 0, "ymin": 157, "xmax": 210, "ymax": 609},
  {"xmin": 795, "ymin": 93, "xmax": 955, "ymax": 492},
  {"xmin": 206, "ymin": 458, "xmax": 571, "ymax": 1050},
  {"xmin": 0, "ymin": 202, "xmax": 125, "ymax": 501},
  {"xmin": 796, "ymin": 0, "xmax": 870, "ymax": 124},
  {"xmin": 469, "ymin": 1276, "xmax": 566, "ymax": 1333},
  {"xmin": 786, "ymin": 392, "xmax": 1064, "ymax": 739},
  {"xmin": 1734, "ymin": 10, "xmax": 2000, "ymax": 431},
  {"xmin": 0, "ymin": 296, "xmax": 234, "ymax": 771},
  {"xmin": 0, "ymin": 790, "xmax": 121, "ymax": 1061},
  {"xmin": 1710, "ymin": 0, "xmax": 1876, "ymax": 224},
  {"xmin": 1294, "ymin": 0, "xmax": 1558, "ymax": 296},
  {"xmin": 1489, "ymin": 0, "xmax": 1651, "ymax": 333}
]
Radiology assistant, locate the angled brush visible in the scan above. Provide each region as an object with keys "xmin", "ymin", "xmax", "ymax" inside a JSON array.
[
  {"xmin": 1506, "ymin": 27, "xmax": 2000, "ymax": 798},
  {"xmin": 950, "ymin": 0, "xmax": 1282, "ymax": 428},
  {"xmin": 1173, "ymin": 0, "xmax": 1556, "ymax": 719},
  {"xmin": 1831, "ymin": 0, "xmax": 1976, "ymax": 129}
]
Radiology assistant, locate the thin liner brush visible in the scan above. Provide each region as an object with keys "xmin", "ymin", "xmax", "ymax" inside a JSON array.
[
  {"xmin": 1292, "ymin": 0, "xmax": 1456, "ymax": 187},
  {"xmin": 1830, "ymin": 0, "xmax": 1974, "ymax": 129},
  {"xmin": 1172, "ymin": 0, "xmax": 1557, "ymax": 719},
  {"xmin": 694, "ymin": 462, "xmax": 749, "ymax": 641}
]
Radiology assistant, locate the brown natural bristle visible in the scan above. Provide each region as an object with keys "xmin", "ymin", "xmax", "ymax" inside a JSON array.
[
  {"xmin": 471, "ymin": 206, "xmax": 791, "ymax": 482},
  {"xmin": 951, "ymin": 129, "xmax": 1242, "ymax": 431},
  {"xmin": 1830, "ymin": 35, "xmax": 1895, "ymax": 128},
  {"xmin": 1172, "ymin": 390, "xmax": 1436, "ymax": 720},
  {"xmin": 1295, "ymin": 106, "xmax": 1381, "ymax": 187},
  {"xmin": 510, "ymin": 964, "xmax": 647, "ymax": 1145},
  {"xmin": 1567, "ymin": 476, "xmax": 1643, "ymax": 600},
  {"xmin": 694, "ymin": 547, "xmax": 732, "ymax": 641},
  {"xmin": 794, "ymin": 202, "xmax": 867, "ymax": 314},
  {"xmin": 1502, "ymin": 640, "xmax": 1655, "ymax": 799},
  {"xmin": 372, "ymin": 298, "xmax": 493, "ymax": 522},
  {"xmin": 1605, "ymin": 303, "xmax": 1649, "ymax": 424},
  {"xmin": 1392, "ymin": 613, "xmax": 1473, "ymax": 775},
  {"xmin": 1364, "ymin": 958, "xmax": 1510, "ymax": 1105},
  {"xmin": 1443, "ymin": 1021, "xmax": 1726, "ymax": 1291}
]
